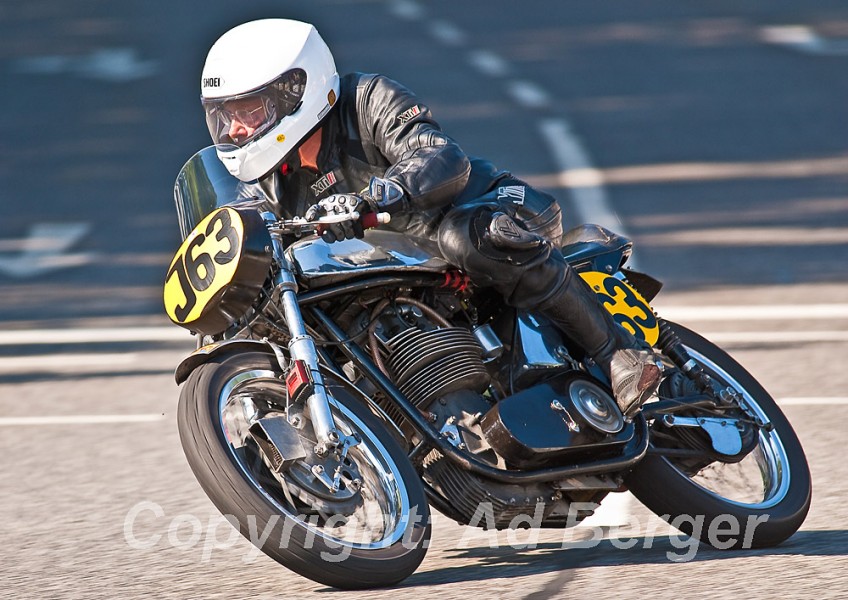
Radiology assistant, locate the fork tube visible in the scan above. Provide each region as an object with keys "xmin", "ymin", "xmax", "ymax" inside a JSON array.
[{"xmin": 267, "ymin": 225, "xmax": 339, "ymax": 448}]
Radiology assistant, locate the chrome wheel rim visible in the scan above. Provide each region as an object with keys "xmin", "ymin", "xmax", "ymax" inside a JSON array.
[
  {"xmin": 218, "ymin": 369, "xmax": 411, "ymax": 549},
  {"xmin": 664, "ymin": 348, "xmax": 792, "ymax": 510}
]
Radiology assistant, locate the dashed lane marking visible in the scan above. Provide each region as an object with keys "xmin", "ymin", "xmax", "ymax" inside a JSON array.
[
  {"xmin": 508, "ymin": 81, "xmax": 551, "ymax": 109},
  {"xmin": 657, "ymin": 303, "xmax": 848, "ymax": 321},
  {"xmin": 703, "ymin": 330, "xmax": 848, "ymax": 344},
  {"xmin": 0, "ymin": 327, "xmax": 189, "ymax": 345},
  {"xmin": 388, "ymin": 0, "xmax": 424, "ymax": 20},
  {"xmin": 761, "ymin": 25, "xmax": 848, "ymax": 56},
  {"xmin": 0, "ymin": 303, "xmax": 846, "ymax": 348},
  {"xmin": 778, "ymin": 397, "xmax": 848, "ymax": 406},
  {"xmin": 429, "ymin": 20, "xmax": 466, "ymax": 46},
  {"xmin": 537, "ymin": 119, "xmax": 636, "ymax": 268},
  {"xmin": 0, "ymin": 415, "xmax": 166, "ymax": 426},
  {"xmin": 384, "ymin": 0, "xmax": 632, "ymax": 268},
  {"xmin": 0, "ymin": 400, "xmax": 839, "ymax": 428},
  {"xmin": 467, "ymin": 49, "xmax": 510, "ymax": 77},
  {"xmin": 12, "ymin": 47, "xmax": 158, "ymax": 82},
  {"xmin": 0, "ymin": 222, "xmax": 93, "ymax": 278}
]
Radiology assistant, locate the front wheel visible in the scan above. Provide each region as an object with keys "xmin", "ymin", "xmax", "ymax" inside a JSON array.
[
  {"xmin": 625, "ymin": 323, "xmax": 811, "ymax": 549},
  {"xmin": 177, "ymin": 350, "xmax": 430, "ymax": 589}
]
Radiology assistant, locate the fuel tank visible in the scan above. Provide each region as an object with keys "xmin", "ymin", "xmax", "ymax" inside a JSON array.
[{"xmin": 286, "ymin": 230, "xmax": 450, "ymax": 288}]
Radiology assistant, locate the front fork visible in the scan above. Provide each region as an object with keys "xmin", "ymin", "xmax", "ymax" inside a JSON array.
[{"xmin": 264, "ymin": 214, "xmax": 348, "ymax": 454}]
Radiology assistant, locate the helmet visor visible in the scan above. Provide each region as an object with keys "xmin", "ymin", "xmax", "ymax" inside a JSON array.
[{"xmin": 202, "ymin": 68, "xmax": 307, "ymax": 147}]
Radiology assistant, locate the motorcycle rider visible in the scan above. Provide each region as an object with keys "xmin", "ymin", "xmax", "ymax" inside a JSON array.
[{"xmin": 199, "ymin": 18, "xmax": 662, "ymax": 416}]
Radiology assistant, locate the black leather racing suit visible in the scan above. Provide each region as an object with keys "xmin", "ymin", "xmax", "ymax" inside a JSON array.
[
  {"xmin": 247, "ymin": 65, "xmax": 673, "ymax": 416},
  {"xmin": 240, "ymin": 71, "xmax": 657, "ymax": 409},
  {"xmin": 248, "ymin": 72, "xmax": 578, "ymax": 312},
  {"xmin": 246, "ymin": 72, "xmax": 474, "ymax": 239}
]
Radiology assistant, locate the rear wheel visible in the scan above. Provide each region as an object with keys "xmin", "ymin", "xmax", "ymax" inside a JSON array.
[
  {"xmin": 177, "ymin": 350, "xmax": 430, "ymax": 589},
  {"xmin": 626, "ymin": 323, "xmax": 811, "ymax": 549}
]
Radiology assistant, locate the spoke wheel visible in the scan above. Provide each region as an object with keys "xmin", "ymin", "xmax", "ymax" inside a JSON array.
[
  {"xmin": 178, "ymin": 351, "xmax": 430, "ymax": 589},
  {"xmin": 626, "ymin": 323, "xmax": 811, "ymax": 549}
]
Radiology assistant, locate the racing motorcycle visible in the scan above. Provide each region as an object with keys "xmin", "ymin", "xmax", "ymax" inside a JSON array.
[{"xmin": 165, "ymin": 146, "xmax": 811, "ymax": 589}]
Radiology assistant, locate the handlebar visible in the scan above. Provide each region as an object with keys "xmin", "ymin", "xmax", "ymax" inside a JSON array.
[
  {"xmin": 266, "ymin": 211, "xmax": 391, "ymax": 236},
  {"xmin": 359, "ymin": 211, "xmax": 392, "ymax": 230}
]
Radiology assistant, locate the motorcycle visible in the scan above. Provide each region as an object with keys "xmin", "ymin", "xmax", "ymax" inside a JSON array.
[{"xmin": 164, "ymin": 146, "xmax": 811, "ymax": 589}]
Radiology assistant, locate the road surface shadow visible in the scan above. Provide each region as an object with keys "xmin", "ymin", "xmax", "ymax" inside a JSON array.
[{"xmin": 316, "ymin": 529, "xmax": 847, "ymax": 591}]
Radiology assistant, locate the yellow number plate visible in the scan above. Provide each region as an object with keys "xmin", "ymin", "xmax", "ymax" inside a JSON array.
[
  {"xmin": 580, "ymin": 271, "xmax": 659, "ymax": 346},
  {"xmin": 164, "ymin": 207, "xmax": 244, "ymax": 326}
]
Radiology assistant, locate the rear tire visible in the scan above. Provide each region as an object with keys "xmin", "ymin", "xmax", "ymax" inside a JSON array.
[
  {"xmin": 626, "ymin": 323, "xmax": 811, "ymax": 549},
  {"xmin": 177, "ymin": 350, "xmax": 430, "ymax": 589}
]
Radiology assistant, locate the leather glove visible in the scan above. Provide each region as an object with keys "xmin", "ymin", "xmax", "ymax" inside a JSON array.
[
  {"xmin": 304, "ymin": 194, "xmax": 367, "ymax": 243},
  {"xmin": 363, "ymin": 177, "xmax": 408, "ymax": 215}
]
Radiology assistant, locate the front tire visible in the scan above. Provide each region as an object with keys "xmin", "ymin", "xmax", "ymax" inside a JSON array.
[
  {"xmin": 625, "ymin": 323, "xmax": 811, "ymax": 549},
  {"xmin": 177, "ymin": 350, "xmax": 430, "ymax": 589}
]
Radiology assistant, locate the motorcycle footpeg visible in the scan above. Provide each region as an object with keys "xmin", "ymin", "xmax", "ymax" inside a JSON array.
[{"xmin": 248, "ymin": 416, "xmax": 308, "ymax": 473}]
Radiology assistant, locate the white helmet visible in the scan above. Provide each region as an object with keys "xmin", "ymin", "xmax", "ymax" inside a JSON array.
[{"xmin": 200, "ymin": 19, "xmax": 340, "ymax": 182}]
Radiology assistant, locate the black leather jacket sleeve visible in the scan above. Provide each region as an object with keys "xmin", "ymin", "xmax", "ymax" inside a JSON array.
[{"xmin": 356, "ymin": 74, "xmax": 471, "ymax": 211}]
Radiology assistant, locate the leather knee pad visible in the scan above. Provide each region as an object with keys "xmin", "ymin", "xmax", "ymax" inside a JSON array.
[
  {"xmin": 502, "ymin": 182, "xmax": 564, "ymax": 244},
  {"xmin": 437, "ymin": 204, "xmax": 569, "ymax": 308}
]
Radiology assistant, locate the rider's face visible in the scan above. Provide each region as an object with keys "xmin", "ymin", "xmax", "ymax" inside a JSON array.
[{"xmin": 225, "ymin": 96, "xmax": 268, "ymax": 145}]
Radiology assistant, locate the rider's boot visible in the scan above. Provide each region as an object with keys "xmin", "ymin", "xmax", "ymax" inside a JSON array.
[
  {"xmin": 439, "ymin": 208, "xmax": 661, "ymax": 416},
  {"xmin": 538, "ymin": 270, "xmax": 663, "ymax": 418}
]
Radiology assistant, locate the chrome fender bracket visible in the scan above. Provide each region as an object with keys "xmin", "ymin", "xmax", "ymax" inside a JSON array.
[
  {"xmin": 248, "ymin": 416, "xmax": 307, "ymax": 473},
  {"xmin": 662, "ymin": 414, "xmax": 744, "ymax": 456}
]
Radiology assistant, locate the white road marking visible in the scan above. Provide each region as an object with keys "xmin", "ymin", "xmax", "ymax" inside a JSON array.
[
  {"xmin": 537, "ymin": 119, "xmax": 638, "ymax": 269},
  {"xmin": 1, "ymin": 325, "xmax": 841, "ymax": 379},
  {"xmin": 553, "ymin": 167, "xmax": 606, "ymax": 188},
  {"xmin": 0, "ymin": 400, "xmax": 839, "ymax": 428},
  {"xmin": 778, "ymin": 397, "xmax": 848, "ymax": 406},
  {"xmin": 537, "ymin": 119, "xmax": 615, "ymax": 226},
  {"xmin": 0, "ymin": 414, "xmax": 166, "ymax": 426},
  {"xmin": 429, "ymin": 21, "xmax": 466, "ymax": 46},
  {"xmin": 0, "ymin": 327, "xmax": 189, "ymax": 346},
  {"xmin": 13, "ymin": 47, "xmax": 158, "ymax": 82},
  {"xmin": 507, "ymin": 80, "xmax": 551, "ymax": 109},
  {"xmin": 703, "ymin": 330, "xmax": 848, "ymax": 344},
  {"xmin": 0, "ymin": 223, "xmax": 93, "ymax": 278},
  {"xmin": 388, "ymin": 0, "xmax": 424, "ymax": 20},
  {"xmin": 523, "ymin": 155, "xmax": 848, "ymax": 189},
  {"xmin": 0, "ymin": 353, "xmax": 140, "ymax": 372},
  {"xmin": 641, "ymin": 226, "xmax": 848, "ymax": 247},
  {"xmin": 0, "ymin": 307, "xmax": 844, "ymax": 348},
  {"xmin": 760, "ymin": 25, "xmax": 848, "ymax": 56},
  {"xmin": 467, "ymin": 50, "xmax": 510, "ymax": 77},
  {"xmin": 380, "ymin": 0, "xmax": 635, "ymax": 276},
  {"xmin": 657, "ymin": 303, "xmax": 848, "ymax": 321}
]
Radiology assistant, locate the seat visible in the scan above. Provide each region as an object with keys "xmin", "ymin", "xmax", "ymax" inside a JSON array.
[{"xmin": 559, "ymin": 223, "xmax": 633, "ymax": 267}]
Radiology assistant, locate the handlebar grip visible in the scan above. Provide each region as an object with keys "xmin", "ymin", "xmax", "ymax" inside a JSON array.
[{"xmin": 360, "ymin": 212, "xmax": 391, "ymax": 229}]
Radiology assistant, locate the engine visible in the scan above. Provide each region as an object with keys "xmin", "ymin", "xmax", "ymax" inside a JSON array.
[
  {"xmin": 386, "ymin": 325, "xmax": 490, "ymax": 408},
  {"xmin": 349, "ymin": 294, "xmax": 626, "ymax": 529}
]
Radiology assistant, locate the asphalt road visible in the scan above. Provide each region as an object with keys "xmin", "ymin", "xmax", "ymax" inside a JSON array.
[{"xmin": 1, "ymin": 1, "xmax": 847, "ymax": 598}]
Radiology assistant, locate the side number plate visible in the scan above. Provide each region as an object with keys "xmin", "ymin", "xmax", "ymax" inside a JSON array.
[
  {"xmin": 579, "ymin": 271, "xmax": 659, "ymax": 346},
  {"xmin": 164, "ymin": 207, "xmax": 243, "ymax": 326}
]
